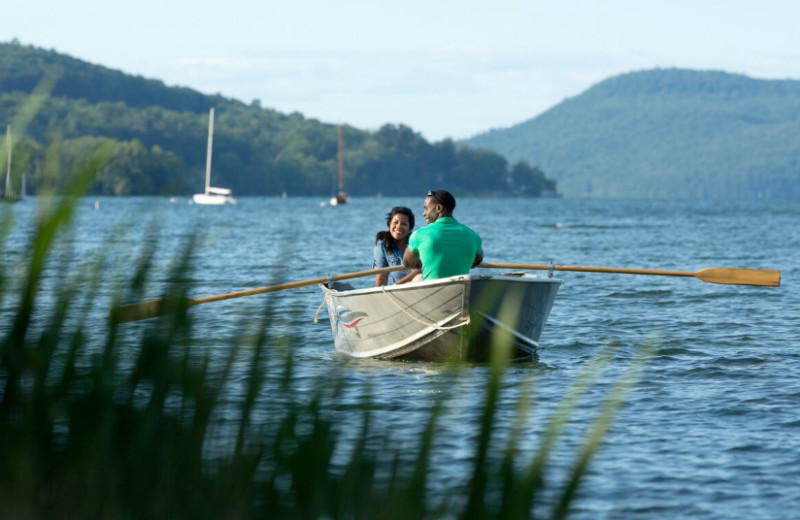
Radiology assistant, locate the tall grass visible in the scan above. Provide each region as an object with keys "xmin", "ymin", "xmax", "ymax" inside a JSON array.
[{"xmin": 1, "ymin": 167, "xmax": 649, "ymax": 519}]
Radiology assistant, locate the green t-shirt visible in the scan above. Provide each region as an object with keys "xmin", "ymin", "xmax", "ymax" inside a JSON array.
[{"xmin": 408, "ymin": 217, "xmax": 483, "ymax": 280}]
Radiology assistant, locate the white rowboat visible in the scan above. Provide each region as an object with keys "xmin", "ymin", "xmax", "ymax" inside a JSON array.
[{"xmin": 320, "ymin": 273, "xmax": 562, "ymax": 362}]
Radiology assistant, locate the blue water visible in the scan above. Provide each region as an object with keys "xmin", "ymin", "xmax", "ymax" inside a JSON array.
[{"xmin": 2, "ymin": 196, "xmax": 799, "ymax": 518}]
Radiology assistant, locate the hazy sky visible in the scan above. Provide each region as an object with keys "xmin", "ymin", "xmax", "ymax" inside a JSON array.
[{"xmin": 4, "ymin": 0, "xmax": 800, "ymax": 141}]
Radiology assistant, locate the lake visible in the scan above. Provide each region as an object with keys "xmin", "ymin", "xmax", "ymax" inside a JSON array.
[{"xmin": 2, "ymin": 196, "xmax": 799, "ymax": 518}]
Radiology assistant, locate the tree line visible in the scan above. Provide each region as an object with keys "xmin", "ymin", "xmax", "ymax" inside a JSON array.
[{"xmin": 0, "ymin": 41, "xmax": 557, "ymax": 198}]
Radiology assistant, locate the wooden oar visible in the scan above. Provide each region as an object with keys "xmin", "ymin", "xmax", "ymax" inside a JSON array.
[
  {"xmin": 111, "ymin": 265, "xmax": 406, "ymax": 323},
  {"xmin": 479, "ymin": 263, "xmax": 781, "ymax": 287}
]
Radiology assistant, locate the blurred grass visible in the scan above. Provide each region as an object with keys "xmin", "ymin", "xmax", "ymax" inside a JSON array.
[{"xmin": 1, "ymin": 134, "xmax": 650, "ymax": 519}]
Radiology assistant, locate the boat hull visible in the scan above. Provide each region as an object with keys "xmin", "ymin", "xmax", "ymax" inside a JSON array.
[
  {"xmin": 192, "ymin": 193, "xmax": 236, "ymax": 205},
  {"xmin": 320, "ymin": 274, "xmax": 561, "ymax": 362}
]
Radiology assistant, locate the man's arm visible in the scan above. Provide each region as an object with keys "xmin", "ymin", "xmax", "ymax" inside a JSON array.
[
  {"xmin": 472, "ymin": 250, "xmax": 483, "ymax": 268},
  {"xmin": 395, "ymin": 268, "xmax": 421, "ymax": 284},
  {"xmin": 403, "ymin": 248, "xmax": 421, "ymax": 269}
]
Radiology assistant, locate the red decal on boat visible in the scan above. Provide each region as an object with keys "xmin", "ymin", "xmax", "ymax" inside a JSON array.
[{"xmin": 342, "ymin": 318, "xmax": 364, "ymax": 328}]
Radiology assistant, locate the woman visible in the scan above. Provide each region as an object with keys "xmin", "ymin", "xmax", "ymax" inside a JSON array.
[{"xmin": 373, "ymin": 206, "xmax": 420, "ymax": 286}]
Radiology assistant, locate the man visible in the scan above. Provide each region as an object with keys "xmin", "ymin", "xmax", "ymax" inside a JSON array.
[{"xmin": 402, "ymin": 190, "xmax": 483, "ymax": 280}]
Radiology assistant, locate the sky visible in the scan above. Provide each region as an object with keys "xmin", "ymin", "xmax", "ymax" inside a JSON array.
[{"xmin": 4, "ymin": 0, "xmax": 800, "ymax": 141}]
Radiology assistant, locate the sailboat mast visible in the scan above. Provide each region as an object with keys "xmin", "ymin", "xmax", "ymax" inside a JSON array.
[
  {"xmin": 337, "ymin": 125, "xmax": 344, "ymax": 191},
  {"xmin": 5, "ymin": 125, "xmax": 11, "ymax": 198},
  {"xmin": 204, "ymin": 108, "xmax": 214, "ymax": 196}
]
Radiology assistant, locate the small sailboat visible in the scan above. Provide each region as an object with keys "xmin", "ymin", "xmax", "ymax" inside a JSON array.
[
  {"xmin": 329, "ymin": 125, "xmax": 348, "ymax": 206},
  {"xmin": 2, "ymin": 125, "xmax": 24, "ymax": 203},
  {"xmin": 192, "ymin": 108, "xmax": 236, "ymax": 205}
]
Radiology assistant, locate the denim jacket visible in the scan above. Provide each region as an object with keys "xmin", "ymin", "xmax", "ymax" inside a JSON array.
[{"xmin": 372, "ymin": 241, "xmax": 410, "ymax": 284}]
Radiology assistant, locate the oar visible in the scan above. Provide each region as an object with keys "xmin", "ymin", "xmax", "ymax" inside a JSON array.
[
  {"xmin": 111, "ymin": 265, "xmax": 406, "ymax": 323},
  {"xmin": 479, "ymin": 263, "xmax": 781, "ymax": 287}
]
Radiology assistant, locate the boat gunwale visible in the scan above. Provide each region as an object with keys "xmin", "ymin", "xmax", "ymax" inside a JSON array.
[{"xmin": 320, "ymin": 272, "xmax": 563, "ymax": 297}]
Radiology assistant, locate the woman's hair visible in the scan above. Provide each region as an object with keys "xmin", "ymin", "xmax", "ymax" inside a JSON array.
[{"xmin": 375, "ymin": 206, "xmax": 415, "ymax": 253}]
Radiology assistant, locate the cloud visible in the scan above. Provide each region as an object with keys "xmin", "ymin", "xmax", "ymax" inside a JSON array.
[{"xmin": 152, "ymin": 47, "xmax": 800, "ymax": 141}]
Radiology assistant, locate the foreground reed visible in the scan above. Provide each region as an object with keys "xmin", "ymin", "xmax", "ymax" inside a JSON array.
[{"xmin": 0, "ymin": 187, "xmax": 648, "ymax": 519}]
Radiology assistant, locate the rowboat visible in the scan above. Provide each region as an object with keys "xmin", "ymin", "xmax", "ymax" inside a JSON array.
[
  {"xmin": 319, "ymin": 273, "xmax": 562, "ymax": 362},
  {"xmin": 112, "ymin": 263, "xmax": 778, "ymax": 340}
]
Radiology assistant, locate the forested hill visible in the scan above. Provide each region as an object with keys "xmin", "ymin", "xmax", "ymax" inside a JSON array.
[
  {"xmin": 0, "ymin": 41, "xmax": 556, "ymax": 198},
  {"xmin": 464, "ymin": 69, "xmax": 800, "ymax": 199},
  {"xmin": 0, "ymin": 41, "xmax": 232, "ymax": 114}
]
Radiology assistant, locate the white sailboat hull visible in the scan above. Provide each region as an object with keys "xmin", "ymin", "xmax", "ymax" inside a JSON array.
[{"xmin": 192, "ymin": 193, "xmax": 236, "ymax": 205}]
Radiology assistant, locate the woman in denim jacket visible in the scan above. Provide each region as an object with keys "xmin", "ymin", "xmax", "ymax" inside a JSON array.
[{"xmin": 373, "ymin": 206, "xmax": 420, "ymax": 286}]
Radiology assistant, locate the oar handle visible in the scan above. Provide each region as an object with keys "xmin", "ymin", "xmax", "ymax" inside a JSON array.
[{"xmin": 478, "ymin": 263, "xmax": 780, "ymax": 287}]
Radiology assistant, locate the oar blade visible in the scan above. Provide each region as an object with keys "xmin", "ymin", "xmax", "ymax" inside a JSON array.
[
  {"xmin": 111, "ymin": 298, "xmax": 194, "ymax": 323},
  {"xmin": 695, "ymin": 268, "xmax": 781, "ymax": 287}
]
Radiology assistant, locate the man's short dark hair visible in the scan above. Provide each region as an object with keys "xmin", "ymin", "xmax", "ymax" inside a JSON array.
[{"xmin": 428, "ymin": 190, "xmax": 456, "ymax": 213}]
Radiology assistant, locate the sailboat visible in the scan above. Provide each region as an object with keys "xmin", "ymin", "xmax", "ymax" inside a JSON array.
[
  {"xmin": 329, "ymin": 125, "xmax": 348, "ymax": 206},
  {"xmin": 192, "ymin": 108, "xmax": 236, "ymax": 205},
  {"xmin": 2, "ymin": 125, "xmax": 24, "ymax": 203}
]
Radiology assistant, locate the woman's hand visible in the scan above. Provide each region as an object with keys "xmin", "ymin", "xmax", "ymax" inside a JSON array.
[{"xmin": 395, "ymin": 269, "xmax": 422, "ymax": 285}]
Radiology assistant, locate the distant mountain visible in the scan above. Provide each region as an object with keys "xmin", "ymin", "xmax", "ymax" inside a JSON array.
[
  {"xmin": 0, "ymin": 41, "xmax": 557, "ymax": 197},
  {"xmin": 464, "ymin": 69, "xmax": 800, "ymax": 199}
]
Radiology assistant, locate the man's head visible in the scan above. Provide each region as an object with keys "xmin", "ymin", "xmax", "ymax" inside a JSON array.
[{"xmin": 423, "ymin": 190, "xmax": 456, "ymax": 224}]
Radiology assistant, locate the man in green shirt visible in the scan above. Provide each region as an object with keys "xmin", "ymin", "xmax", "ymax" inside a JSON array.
[{"xmin": 403, "ymin": 190, "xmax": 483, "ymax": 280}]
